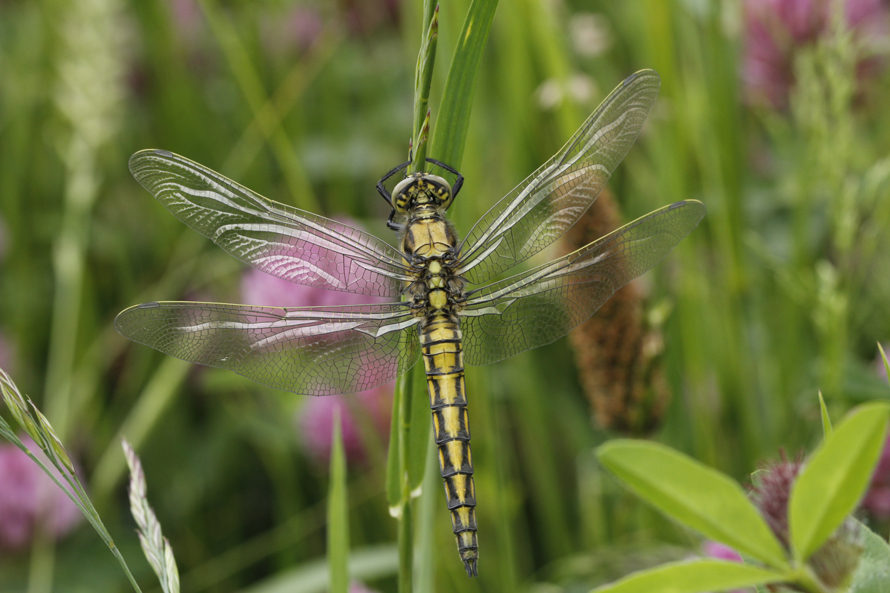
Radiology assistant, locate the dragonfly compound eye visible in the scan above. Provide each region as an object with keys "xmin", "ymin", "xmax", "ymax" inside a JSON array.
[{"xmin": 392, "ymin": 173, "xmax": 453, "ymax": 212}]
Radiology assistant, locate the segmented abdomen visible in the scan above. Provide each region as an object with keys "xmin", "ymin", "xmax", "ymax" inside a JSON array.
[{"xmin": 421, "ymin": 312, "xmax": 478, "ymax": 577}]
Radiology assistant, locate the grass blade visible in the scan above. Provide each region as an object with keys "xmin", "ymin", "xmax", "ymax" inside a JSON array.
[
  {"xmin": 789, "ymin": 403, "xmax": 890, "ymax": 561},
  {"xmin": 408, "ymin": 363, "xmax": 431, "ymax": 491},
  {"xmin": 410, "ymin": 2, "xmax": 439, "ymax": 173},
  {"xmin": 123, "ymin": 439, "xmax": 180, "ymax": 593},
  {"xmin": 327, "ymin": 411, "xmax": 349, "ymax": 593},
  {"xmin": 430, "ymin": 0, "xmax": 499, "ymax": 172},
  {"xmin": 597, "ymin": 440, "xmax": 789, "ymax": 569},
  {"xmin": 818, "ymin": 391, "xmax": 833, "ymax": 437}
]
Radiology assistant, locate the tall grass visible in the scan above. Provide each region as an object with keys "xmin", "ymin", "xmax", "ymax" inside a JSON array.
[{"xmin": 2, "ymin": 0, "xmax": 890, "ymax": 591}]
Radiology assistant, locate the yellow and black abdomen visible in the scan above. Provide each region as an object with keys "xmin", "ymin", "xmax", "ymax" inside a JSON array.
[{"xmin": 421, "ymin": 312, "xmax": 478, "ymax": 577}]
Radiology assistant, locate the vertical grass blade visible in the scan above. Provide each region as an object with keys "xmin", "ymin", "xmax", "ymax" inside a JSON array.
[
  {"xmin": 789, "ymin": 403, "xmax": 890, "ymax": 562},
  {"xmin": 386, "ymin": 370, "xmax": 407, "ymax": 514},
  {"xmin": 818, "ymin": 391, "xmax": 833, "ymax": 437},
  {"xmin": 408, "ymin": 364, "xmax": 431, "ymax": 491},
  {"xmin": 413, "ymin": 440, "xmax": 438, "ymax": 591},
  {"xmin": 430, "ymin": 0, "xmax": 499, "ymax": 171},
  {"xmin": 410, "ymin": 2, "xmax": 439, "ymax": 173},
  {"xmin": 327, "ymin": 411, "xmax": 349, "ymax": 593}
]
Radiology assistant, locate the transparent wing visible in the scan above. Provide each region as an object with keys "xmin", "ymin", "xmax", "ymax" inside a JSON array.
[
  {"xmin": 457, "ymin": 69, "xmax": 661, "ymax": 284},
  {"xmin": 115, "ymin": 301, "xmax": 421, "ymax": 395},
  {"xmin": 129, "ymin": 150, "xmax": 411, "ymax": 298},
  {"xmin": 459, "ymin": 200, "xmax": 705, "ymax": 366}
]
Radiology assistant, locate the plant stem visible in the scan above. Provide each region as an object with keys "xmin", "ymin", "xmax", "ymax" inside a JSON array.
[
  {"xmin": 397, "ymin": 363, "xmax": 415, "ymax": 593},
  {"xmin": 410, "ymin": 2, "xmax": 438, "ymax": 173}
]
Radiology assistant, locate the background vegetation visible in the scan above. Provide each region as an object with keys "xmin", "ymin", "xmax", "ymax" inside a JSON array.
[{"xmin": 2, "ymin": 0, "xmax": 890, "ymax": 591}]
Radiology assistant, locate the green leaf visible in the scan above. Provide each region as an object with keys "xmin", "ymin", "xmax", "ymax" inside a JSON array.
[
  {"xmin": 327, "ymin": 412, "xmax": 349, "ymax": 593},
  {"xmin": 430, "ymin": 0, "xmax": 499, "ymax": 172},
  {"xmin": 789, "ymin": 403, "xmax": 890, "ymax": 561},
  {"xmin": 408, "ymin": 365, "xmax": 431, "ymax": 492},
  {"xmin": 589, "ymin": 559, "xmax": 785, "ymax": 593},
  {"xmin": 386, "ymin": 372, "xmax": 406, "ymax": 513},
  {"xmin": 597, "ymin": 440, "xmax": 788, "ymax": 569},
  {"xmin": 413, "ymin": 439, "xmax": 439, "ymax": 590},
  {"xmin": 819, "ymin": 391, "xmax": 833, "ymax": 437},
  {"xmin": 849, "ymin": 520, "xmax": 890, "ymax": 593}
]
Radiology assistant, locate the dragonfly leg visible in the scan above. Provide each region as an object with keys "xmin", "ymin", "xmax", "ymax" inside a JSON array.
[{"xmin": 425, "ymin": 158, "xmax": 464, "ymax": 199}]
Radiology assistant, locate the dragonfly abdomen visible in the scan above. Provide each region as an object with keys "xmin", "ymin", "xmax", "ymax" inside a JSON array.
[{"xmin": 421, "ymin": 312, "xmax": 478, "ymax": 577}]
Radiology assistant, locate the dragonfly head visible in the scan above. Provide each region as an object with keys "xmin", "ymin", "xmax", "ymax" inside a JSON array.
[{"xmin": 392, "ymin": 172, "xmax": 454, "ymax": 213}]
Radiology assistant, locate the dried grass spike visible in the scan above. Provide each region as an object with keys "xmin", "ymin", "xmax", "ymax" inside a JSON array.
[{"xmin": 564, "ymin": 188, "xmax": 670, "ymax": 434}]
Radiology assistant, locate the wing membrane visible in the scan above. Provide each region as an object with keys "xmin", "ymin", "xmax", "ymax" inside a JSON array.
[
  {"xmin": 459, "ymin": 200, "xmax": 705, "ymax": 366},
  {"xmin": 457, "ymin": 69, "xmax": 661, "ymax": 284},
  {"xmin": 129, "ymin": 150, "xmax": 410, "ymax": 298},
  {"xmin": 115, "ymin": 301, "xmax": 421, "ymax": 395}
]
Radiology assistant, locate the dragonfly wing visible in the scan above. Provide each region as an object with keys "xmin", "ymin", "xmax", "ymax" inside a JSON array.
[
  {"xmin": 129, "ymin": 150, "xmax": 411, "ymax": 298},
  {"xmin": 115, "ymin": 301, "xmax": 421, "ymax": 395},
  {"xmin": 457, "ymin": 70, "xmax": 660, "ymax": 284},
  {"xmin": 459, "ymin": 200, "xmax": 705, "ymax": 366}
]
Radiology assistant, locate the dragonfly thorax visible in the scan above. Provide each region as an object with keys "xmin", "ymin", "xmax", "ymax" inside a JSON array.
[{"xmin": 392, "ymin": 172, "xmax": 453, "ymax": 213}]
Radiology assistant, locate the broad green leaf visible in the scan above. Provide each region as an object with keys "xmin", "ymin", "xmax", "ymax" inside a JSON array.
[
  {"xmin": 597, "ymin": 440, "xmax": 788, "ymax": 569},
  {"xmin": 408, "ymin": 364, "xmax": 431, "ymax": 492},
  {"xmin": 789, "ymin": 403, "xmax": 890, "ymax": 561},
  {"xmin": 819, "ymin": 391, "xmax": 833, "ymax": 437},
  {"xmin": 327, "ymin": 412, "xmax": 349, "ymax": 593},
  {"xmin": 849, "ymin": 520, "xmax": 890, "ymax": 593},
  {"xmin": 589, "ymin": 559, "xmax": 785, "ymax": 593},
  {"xmin": 430, "ymin": 0, "xmax": 499, "ymax": 172}
]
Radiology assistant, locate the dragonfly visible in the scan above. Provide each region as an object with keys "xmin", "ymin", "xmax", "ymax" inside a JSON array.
[{"xmin": 115, "ymin": 69, "xmax": 705, "ymax": 577}]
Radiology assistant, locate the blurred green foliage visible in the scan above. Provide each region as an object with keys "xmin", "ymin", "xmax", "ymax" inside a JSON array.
[{"xmin": 2, "ymin": 0, "xmax": 890, "ymax": 592}]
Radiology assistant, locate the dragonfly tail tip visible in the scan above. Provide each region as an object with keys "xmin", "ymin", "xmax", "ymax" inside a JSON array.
[{"xmin": 463, "ymin": 558, "xmax": 478, "ymax": 577}]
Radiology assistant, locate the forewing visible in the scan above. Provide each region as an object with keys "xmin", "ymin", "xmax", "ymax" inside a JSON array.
[
  {"xmin": 459, "ymin": 200, "xmax": 705, "ymax": 365},
  {"xmin": 115, "ymin": 301, "xmax": 421, "ymax": 395},
  {"xmin": 129, "ymin": 150, "xmax": 410, "ymax": 298},
  {"xmin": 457, "ymin": 70, "xmax": 660, "ymax": 284}
]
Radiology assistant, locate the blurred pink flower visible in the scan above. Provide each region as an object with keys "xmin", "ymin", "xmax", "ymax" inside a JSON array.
[
  {"xmin": 863, "ymin": 433, "xmax": 890, "ymax": 518},
  {"xmin": 240, "ymin": 217, "xmax": 387, "ymax": 309},
  {"xmin": 168, "ymin": 0, "xmax": 202, "ymax": 39},
  {"xmin": 743, "ymin": 0, "xmax": 889, "ymax": 107},
  {"xmin": 349, "ymin": 582, "xmax": 380, "ymax": 593},
  {"xmin": 0, "ymin": 437, "xmax": 82, "ymax": 549},
  {"xmin": 297, "ymin": 385, "xmax": 392, "ymax": 465},
  {"xmin": 703, "ymin": 540, "xmax": 743, "ymax": 562},
  {"xmin": 702, "ymin": 542, "xmax": 748, "ymax": 593},
  {"xmin": 260, "ymin": 6, "xmax": 324, "ymax": 57},
  {"xmin": 751, "ymin": 455, "xmax": 862, "ymax": 587},
  {"xmin": 240, "ymin": 217, "xmax": 395, "ymax": 465},
  {"xmin": 241, "ymin": 267, "xmax": 375, "ymax": 309},
  {"xmin": 750, "ymin": 456, "xmax": 802, "ymax": 546}
]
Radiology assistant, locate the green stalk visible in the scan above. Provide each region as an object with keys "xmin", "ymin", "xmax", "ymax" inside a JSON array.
[
  {"xmin": 410, "ymin": 3, "xmax": 439, "ymax": 173},
  {"xmin": 398, "ymin": 365, "xmax": 414, "ymax": 593},
  {"xmin": 430, "ymin": 0, "xmax": 499, "ymax": 172},
  {"xmin": 327, "ymin": 412, "xmax": 349, "ymax": 593}
]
